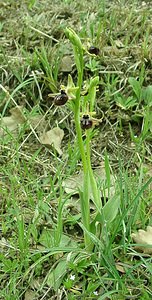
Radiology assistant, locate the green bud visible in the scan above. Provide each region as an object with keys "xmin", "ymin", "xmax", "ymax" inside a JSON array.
[
  {"xmin": 89, "ymin": 76, "xmax": 99, "ymax": 88},
  {"xmin": 65, "ymin": 28, "xmax": 83, "ymax": 52},
  {"xmin": 88, "ymin": 76, "xmax": 99, "ymax": 111}
]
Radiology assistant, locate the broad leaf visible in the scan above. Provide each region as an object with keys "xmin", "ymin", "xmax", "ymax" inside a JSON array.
[
  {"xmin": 102, "ymin": 194, "xmax": 120, "ymax": 223},
  {"xmin": 47, "ymin": 259, "xmax": 67, "ymax": 290},
  {"xmin": 0, "ymin": 106, "xmax": 25, "ymax": 137},
  {"xmin": 39, "ymin": 127, "xmax": 64, "ymax": 155}
]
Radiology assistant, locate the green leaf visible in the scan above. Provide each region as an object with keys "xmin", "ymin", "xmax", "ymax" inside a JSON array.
[
  {"xmin": 128, "ymin": 77, "xmax": 142, "ymax": 100},
  {"xmin": 104, "ymin": 152, "xmax": 111, "ymax": 197},
  {"xmin": 116, "ymin": 95, "xmax": 138, "ymax": 109},
  {"xmin": 86, "ymin": 281, "xmax": 101, "ymax": 293},
  {"xmin": 47, "ymin": 259, "xmax": 67, "ymax": 290},
  {"xmin": 28, "ymin": 0, "xmax": 37, "ymax": 9},
  {"xmin": 39, "ymin": 229, "xmax": 77, "ymax": 248},
  {"xmin": 92, "ymin": 193, "xmax": 120, "ymax": 227},
  {"xmin": 142, "ymin": 85, "xmax": 152, "ymax": 106},
  {"xmin": 39, "ymin": 229, "xmax": 54, "ymax": 248},
  {"xmin": 102, "ymin": 194, "xmax": 120, "ymax": 223},
  {"xmin": 98, "ymin": 290, "xmax": 118, "ymax": 300}
]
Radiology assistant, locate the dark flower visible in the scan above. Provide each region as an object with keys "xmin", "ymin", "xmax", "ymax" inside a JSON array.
[
  {"xmin": 54, "ymin": 90, "xmax": 68, "ymax": 106},
  {"xmin": 88, "ymin": 46, "xmax": 100, "ymax": 55},
  {"xmin": 80, "ymin": 114, "xmax": 93, "ymax": 130}
]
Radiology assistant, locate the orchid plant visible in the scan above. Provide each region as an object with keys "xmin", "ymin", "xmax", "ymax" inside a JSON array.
[{"xmin": 54, "ymin": 28, "xmax": 119, "ymax": 251}]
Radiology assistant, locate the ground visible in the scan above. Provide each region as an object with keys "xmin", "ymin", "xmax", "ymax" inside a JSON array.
[{"xmin": 0, "ymin": 0, "xmax": 152, "ymax": 299}]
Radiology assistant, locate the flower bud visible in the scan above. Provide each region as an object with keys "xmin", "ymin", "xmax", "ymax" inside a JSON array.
[{"xmin": 65, "ymin": 28, "xmax": 83, "ymax": 52}]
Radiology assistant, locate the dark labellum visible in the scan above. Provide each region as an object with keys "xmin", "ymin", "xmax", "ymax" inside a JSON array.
[
  {"xmin": 88, "ymin": 46, "xmax": 100, "ymax": 55},
  {"xmin": 80, "ymin": 114, "xmax": 93, "ymax": 130},
  {"xmin": 54, "ymin": 90, "xmax": 68, "ymax": 106}
]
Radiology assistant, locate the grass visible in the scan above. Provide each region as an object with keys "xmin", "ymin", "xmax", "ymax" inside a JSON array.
[{"xmin": 0, "ymin": 0, "xmax": 152, "ymax": 299}]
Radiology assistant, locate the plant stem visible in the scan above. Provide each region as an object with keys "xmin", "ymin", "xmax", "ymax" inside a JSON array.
[
  {"xmin": 74, "ymin": 89, "xmax": 87, "ymax": 172},
  {"xmin": 74, "ymin": 111, "xmax": 93, "ymax": 250},
  {"xmin": 73, "ymin": 50, "xmax": 93, "ymax": 250}
]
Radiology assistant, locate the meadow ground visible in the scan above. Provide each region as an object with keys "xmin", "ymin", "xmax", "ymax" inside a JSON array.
[{"xmin": 0, "ymin": 0, "xmax": 152, "ymax": 299}]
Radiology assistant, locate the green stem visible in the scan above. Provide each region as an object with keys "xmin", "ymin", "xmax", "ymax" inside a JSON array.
[
  {"xmin": 74, "ymin": 83, "xmax": 87, "ymax": 172},
  {"xmin": 73, "ymin": 54, "xmax": 93, "ymax": 250},
  {"xmin": 55, "ymin": 196, "xmax": 63, "ymax": 246},
  {"xmin": 80, "ymin": 171, "xmax": 92, "ymax": 251},
  {"xmin": 75, "ymin": 113, "xmax": 92, "ymax": 250}
]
